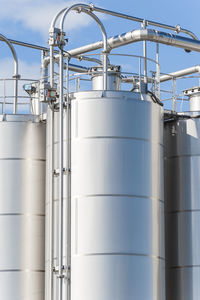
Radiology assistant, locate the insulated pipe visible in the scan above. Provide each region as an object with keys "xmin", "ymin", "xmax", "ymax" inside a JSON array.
[
  {"xmin": 0, "ymin": 33, "xmax": 19, "ymax": 114},
  {"xmin": 160, "ymin": 65, "xmax": 200, "ymax": 82},
  {"xmin": 43, "ymin": 28, "xmax": 200, "ymax": 68},
  {"xmin": 59, "ymin": 4, "xmax": 108, "ymax": 89},
  {"xmin": 66, "ymin": 29, "xmax": 200, "ymax": 56},
  {"xmin": 50, "ymin": 46, "xmax": 54, "ymax": 88}
]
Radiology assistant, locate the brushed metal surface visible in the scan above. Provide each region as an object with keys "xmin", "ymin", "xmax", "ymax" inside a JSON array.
[
  {"xmin": 46, "ymin": 90, "xmax": 165, "ymax": 300},
  {"xmin": 165, "ymin": 117, "xmax": 200, "ymax": 300},
  {"xmin": 0, "ymin": 114, "xmax": 46, "ymax": 300},
  {"xmin": 70, "ymin": 91, "xmax": 165, "ymax": 300}
]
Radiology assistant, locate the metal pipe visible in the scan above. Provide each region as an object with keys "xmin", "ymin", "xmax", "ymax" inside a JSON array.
[
  {"xmin": 0, "ymin": 36, "xmax": 49, "ymax": 51},
  {"xmin": 65, "ymin": 56, "xmax": 71, "ymax": 300},
  {"xmin": 43, "ymin": 56, "xmax": 89, "ymax": 73},
  {"xmin": 160, "ymin": 65, "xmax": 200, "ymax": 82},
  {"xmin": 142, "ymin": 21, "xmax": 147, "ymax": 86},
  {"xmin": 75, "ymin": 55, "xmax": 102, "ymax": 65},
  {"xmin": 0, "ymin": 33, "xmax": 19, "ymax": 114},
  {"xmin": 90, "ymin": 4, "xmax": 198, "ymax": 40},
  {"xmin": 50, "ymin": 45, "xmax": 54, "ymax": 88},
  {"xmin": 67, "ymin": 63, "xmax": 88, "ymax": 73},
  {"xmin": 59, "ymin": 4, "xmax": 108, "ymax": 89},
  {"xmin": 58, "ymin": 47, "xmax": 64, "ymax": 300},
  {"xmin": 51, "ymin": 3, "xmax": 198, "ymax": 40},
  {"xmin": 49, "ymin": 104, "xmax": 55, "ymax": 300},
  {"xmin": 156, "ymin": 43, "xmax": 160, "ymax": 97},
  {"xmin": 65, "ymin": 29, "xmax": 200, "ymax": 56}
]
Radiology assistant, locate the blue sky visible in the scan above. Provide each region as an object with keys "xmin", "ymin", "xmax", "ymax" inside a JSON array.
[{"xmin": 0, "ymin": 0, "xmax": 200, "ymax": 111}]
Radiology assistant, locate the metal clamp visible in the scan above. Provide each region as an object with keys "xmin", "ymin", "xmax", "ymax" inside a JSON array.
[
  {"xmin": 49, "ymin": 28, "xmax": 66, "ymax": 47},
  {"xmin": 54, "ymin": 168, "xmax": 71, "ymax": 176}
]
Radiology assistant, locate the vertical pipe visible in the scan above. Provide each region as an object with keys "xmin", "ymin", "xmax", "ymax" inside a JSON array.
[
  {"xmin": 58, "ymin": 48, "xmax": 64, "ymax": 300},
  {"xmin": 142, "ymin": 21, "xmax": 147, "ymax": 86},
  {"xmin": 174, "ymin": 79, "xmax": 177, "ymax": 112},
  {"xmin": 66, "ymin": 56, "xmax": 71, "ymax": 300},
  {"xmin": 156, "ymin": 43, "xmax": 160, "ymax": 98},
  {"xmin": 41, "ymin": 50, "xmax": 49, "ymax": 114},
  {"xmin": 50, "ymin": 105, "xmax": 54, "ymax": 300},
  {"xmin": 49, "ymin": 43, "xmax": 55, "ymax": 300},
  {"xmin": 3, "ymin": 79, "xmax": 6, "ymax": 114},
  {"xmin": 172, "ymin": 79, "xmax": 174, "ymax": 111},
  {"xmin": 139, "ymin": 57, "xmax": 141, "ymax": 94},
  {"xmin": 50, "ymin": 45, "xmax": 54, "ymax": 88},
  {"xmin": 102, "ymin": 51, "xmax": 108, "ymax": 91},
  {"xmin": 13, "ymin": 76, "xmax": 18, "ymax": 114}
]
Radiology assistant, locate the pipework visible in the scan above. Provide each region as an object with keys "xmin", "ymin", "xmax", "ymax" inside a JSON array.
[{"xmin": 48, "ymin": 5, "xmax": 109, "ymax": 300}]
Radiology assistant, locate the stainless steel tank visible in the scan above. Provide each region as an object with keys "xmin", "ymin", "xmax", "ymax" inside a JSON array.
[
  {"xmin": 91, "ymin": 66, "xmax": 121, "ymax": 90},
  {"xmin": 165, "ymin": 92, "xmax": 200, "ymax": 300},
  {"xmin": 0, "ymin": 114, "xmax": 46, "ymax": 300},
  {"xmin": 184, "ymin": 86, "xmax": 200, "ymax": 112},
  {"xmin": 46, "ymin": 90, "xmax": 165, "ymax": 300}
]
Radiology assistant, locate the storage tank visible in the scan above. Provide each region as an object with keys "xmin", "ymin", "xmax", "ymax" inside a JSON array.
[
  {"xmin": 164, "ymin": 87, "xmax": 200, "ymax": 300},
  {"xmin": 46, "ymin": 89, "xmax": 165, "ymax": 300},
  {"xmin": 0, "ymin": 114, "xmax": 46, "ymax": 300}
]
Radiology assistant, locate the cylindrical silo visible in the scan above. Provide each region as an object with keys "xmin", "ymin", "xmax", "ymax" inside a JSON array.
[
  {"xmin": 46, "ymin": 89, "xmax": 165, "ymax": 300},
  {"xmin": 46, "ymin": 91, "xmax": 165, "ymax": 300},
  {"xmin": 0, "ymin": 114, "xmax": 46, "ymax": 300},
  {"xmin": 165, "ymin": 89, "xmax": 200, "ymax": 300},
  {"xmin": 67, "ymin": 91, "xmax": 165, "ymax": 300},
  {"xmin": 70, "ymin": 90, "xmax": 165, "ymax": 300}
]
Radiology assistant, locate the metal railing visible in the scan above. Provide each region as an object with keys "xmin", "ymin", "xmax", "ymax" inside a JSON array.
[
  {"xmin": 159, "ymin": 74, "xmax": 200, "ymax": 112},
  {"xmin": 0, "ymin": 78, "xmax": 39, "ymax": 114},
  {"xmin": 66, "ymin": 52, "xmax": 160, "ymax": 96}
]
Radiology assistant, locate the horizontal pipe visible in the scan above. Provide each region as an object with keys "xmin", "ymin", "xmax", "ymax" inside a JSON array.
[
  {"xmin": 91, "ymin": 5, "xmax": 198, "ymax": 40},
  {"xmin": 67, "ymin": 29, "xmax": 200, "ymax": 56},
  {"xmin": 121, "ymin": 76, "xmax": 152, "ymax": 84},
  {"xmin": 50, "ymin": 3, "xmax": 198, "ymax": 40},
  {"xmin": 75, "ymin": 55, "xmax": 102, "ymax": 65},
  {"xmin": 123, "ymin": 65, "xmax": 200, "ymax": 84},
  {"xmin": 67, "ymin": 63, "xmax": 88, "ymax": 73},
  {"xmin": 0, "ymin": 37, "xmax": 49, "ymax": 51},
  {"xmin": 43, "ymin": 29, "xmax": 200, "ymax": 71},
  {"xmin": 160, "ymin": 65, "xmax": 200, "ymax": 82}
]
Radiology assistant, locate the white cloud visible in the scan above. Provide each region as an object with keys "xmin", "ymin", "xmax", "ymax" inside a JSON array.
[
  {"xmin": 0, "ymin": 57, "xmax": 40, "ymax": 79},
  {"xmin": 0, "ymin": 0, "xmax": 92, "ymax": 39}
]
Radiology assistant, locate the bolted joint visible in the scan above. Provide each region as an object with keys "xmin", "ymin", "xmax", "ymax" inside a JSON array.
[
  {"xmin": 101, "ymin": 49, "xmax": 110, "ymax": 54},
  {"xmin": 175, "ymin": 24, "xmax": 181, "ymax": 34},
  {"xmin": 142, "ymin": 19, "xmax": 148, "ymax": 29},
  {"xmin": 57, "ymin": 274, "xmax": 65, "ymax": 279},
  {"xmin": 76, "ymin": 7, "xmax": 82, "ymax": 13},
  {"xmin": 63, "ymin": 101, "xmax": 71, "ymax": 109},
  {"xmin": 12, "ymin": 74, "xmax": 21, "ymax": 79},
  {"xmin": 89, "ymin": 3, "xmax": 95, "ymax": 11}
]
